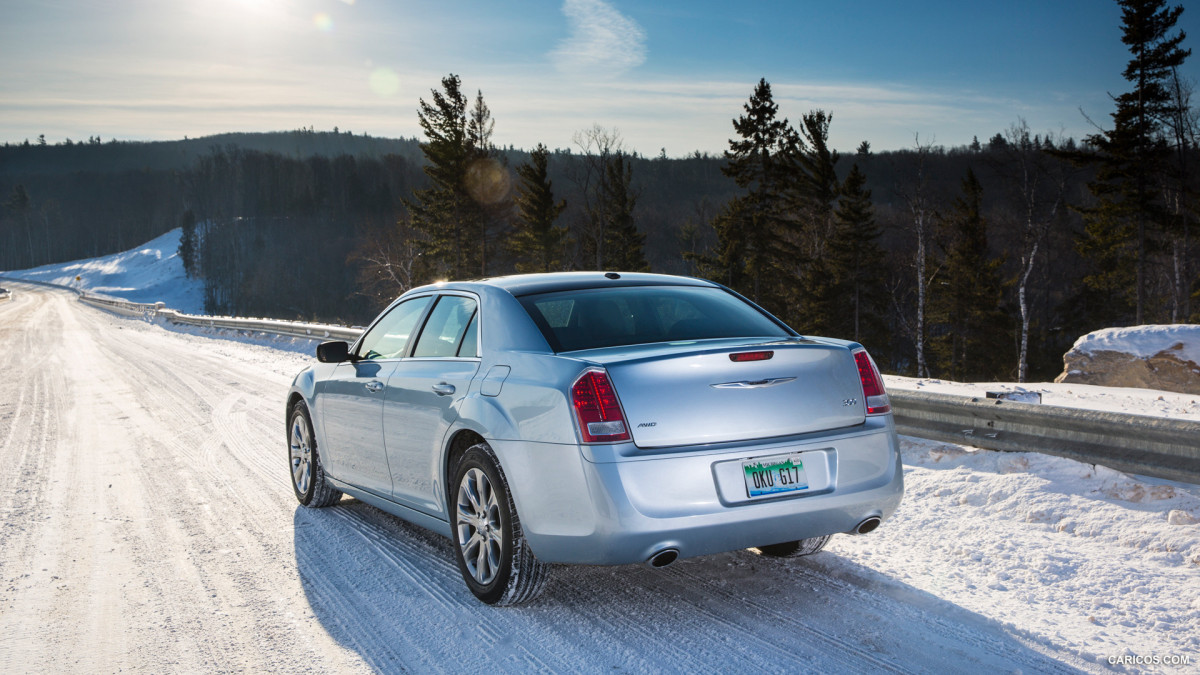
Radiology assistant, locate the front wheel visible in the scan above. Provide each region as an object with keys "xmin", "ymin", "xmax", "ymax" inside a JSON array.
[
  {"xmin": 755, "ymin": 535, "xmax": 832, "ymax": 558},
  {"xmin": 451, "ymin": 443, "xmax": 551, "ymax": 605},
  {"xmin": 288, "ymin": 401, "xmax": 342, "ymax": 507}
]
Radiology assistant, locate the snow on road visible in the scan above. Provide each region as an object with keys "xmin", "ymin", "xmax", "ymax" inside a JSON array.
[{"xmin": 1, "ymin": 283, "xmax": 1196, "ymax": 673}]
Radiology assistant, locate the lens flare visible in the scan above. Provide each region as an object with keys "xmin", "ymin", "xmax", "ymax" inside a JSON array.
[
  {"xmin": 368, "ymin": 68, "xmax": 400, "ymax": 97},
  {"xmin": 313, "ymin": 12, "xmax": 333, "ymax": 31},
  {"xmin": 464, "ymin": 158, "xmax": 512, "ymax": 206}
]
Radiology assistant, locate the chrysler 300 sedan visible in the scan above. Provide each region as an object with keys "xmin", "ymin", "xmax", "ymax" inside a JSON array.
[{"xmin": 286, "ymin": 272, "xmax": 903, "ymax": 605}]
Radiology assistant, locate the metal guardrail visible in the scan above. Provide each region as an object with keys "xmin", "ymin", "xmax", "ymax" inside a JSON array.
[
  {"xmin": 155, "ymin": 308, "xmax": 361, "ymax": 341},
  {"xmin": 890, "ymin": 390, "xmax": 1200, "ymax": 484},
  {"xmin": 75, "ymin": 293, "xmax": 362, "ymax": 341}
]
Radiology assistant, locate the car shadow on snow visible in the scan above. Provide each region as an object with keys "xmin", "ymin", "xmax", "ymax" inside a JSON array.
[{"xmin": 293, "ymin": 498, "xmax": 1095, "ymax": 674}]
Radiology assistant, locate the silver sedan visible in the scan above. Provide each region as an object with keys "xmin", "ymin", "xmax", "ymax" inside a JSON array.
[{"xmin": 286, "ymin": 272, "xmax": 903, "ymax": 605}]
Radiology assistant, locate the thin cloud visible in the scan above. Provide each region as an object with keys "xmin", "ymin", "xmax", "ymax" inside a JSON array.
[{"xmin": 551, "ymin": 0, "xmax": 646, "ymax": 78}]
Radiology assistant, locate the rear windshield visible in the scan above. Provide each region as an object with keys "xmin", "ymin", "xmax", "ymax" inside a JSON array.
[{"xmin": 518, "ymin": 285, "xmax": 792, "ymax": 352}]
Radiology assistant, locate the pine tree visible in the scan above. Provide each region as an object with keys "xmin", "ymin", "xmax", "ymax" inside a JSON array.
[
  {"xmin": 596, "ymin": 152, "xmax": 648, "ymax": 272},
  {"xmin": 178, "ymin": 209, "xmax": 197, "ymax": 277},
  {"xmin": 5, "ymin": 184, "xmax": 33, "ymax": 266},
  {"xmin": 463, "ymin": 89, "xmax": 508, "ymax": 276},
  {"xmin": 791, "ymin": 110, "xmax": 841, "ymax": 256},
  {"xmin": 1078, "ymin": 0, "xmax": 1190, "ymax": 324},
  {"xmin": 825, "ymin": 164, "xmax": 889, "ymax": 355},
  {"xmin": 713, "ymin": 78, "xmax": 797, "ymax": 311},
  {"xmin": 509, "ymin": 144, "xmax": 569, "ymax": 273},
  {"xmin": 406, "ymin": 74, "xmax": 494, "ymax": 280},
  {"xmin": 790, "ymin": 110, "xmax": 842, "ymax": 328},
  {"xmin": 930, "ymin": 169, "xmax": 1011, "ymax": 381}
]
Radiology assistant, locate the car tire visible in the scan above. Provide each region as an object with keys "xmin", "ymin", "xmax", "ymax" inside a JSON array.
[
  {"xmin": 756, "ymin": 535, "xmax": 832, "ymax": 558},
  {"xmin": 451, "ymin": 443, "xmax": 551, "ymax": 605},
  {"xmin": 288, "ymin": 401, "xmax": 342, "ymax": 508}
]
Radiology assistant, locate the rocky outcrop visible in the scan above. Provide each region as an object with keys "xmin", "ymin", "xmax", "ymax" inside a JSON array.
[{"xmin": 1055, "ymin": 325, "xmax": 1200, "ymax": 395}]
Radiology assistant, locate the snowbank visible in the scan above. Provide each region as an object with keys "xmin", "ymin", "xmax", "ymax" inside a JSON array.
[
  {"xmin": 1070, "ymin": 325, "xmax": 1200, "ymax": 365},
  {"xmin": 832, "ymin": 437, "xmax": 1200, "ymax": 671},
  {"xmin": 2, "ymin": 228, "xmax": 204, "ymax": 313},
  {"xmin": 1055, "ymin": 325, "xmax": 1200, "ymax": 395}
]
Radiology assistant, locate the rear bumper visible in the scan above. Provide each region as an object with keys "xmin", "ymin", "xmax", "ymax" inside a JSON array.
[{"xmin": 492, "ymin": 416, "xmax": 904, "ymax": 565}]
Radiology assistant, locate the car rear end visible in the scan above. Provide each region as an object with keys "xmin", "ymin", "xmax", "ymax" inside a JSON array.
[{"xmin": 487, "ymin": 277, "xmax": 903, "ymax": 566}]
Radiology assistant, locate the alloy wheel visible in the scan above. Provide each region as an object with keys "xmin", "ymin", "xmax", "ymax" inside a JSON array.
[
  {"xmin": 289, "ymin": 416, "xmax": 312, "ymax": 494},
  {"xmin": 456, "ymin": 467, "xmax": 503, "ymax": 585}
]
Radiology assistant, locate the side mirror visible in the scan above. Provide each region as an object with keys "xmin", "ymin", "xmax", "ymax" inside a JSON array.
[{"xmin": 316, "ymin": 340, "xmax": 351, "ymax": 363}]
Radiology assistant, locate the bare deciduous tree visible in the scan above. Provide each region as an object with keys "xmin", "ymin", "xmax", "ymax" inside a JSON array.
[
  {"xmin": 999, "ymin": 119, "xmax": 1070, "ymax": 382},
  {"xmin": 569, "ymin": 125, "xmax": 625, "ymax": 269},
  {"xmin": 895, "ymin": 135, "xmax": 937, "ymax": 378}
]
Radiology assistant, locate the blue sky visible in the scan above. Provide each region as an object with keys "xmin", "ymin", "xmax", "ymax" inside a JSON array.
[{"xmin": 2, "ymin": 0, "xmax": 1198, "ymax": 154}]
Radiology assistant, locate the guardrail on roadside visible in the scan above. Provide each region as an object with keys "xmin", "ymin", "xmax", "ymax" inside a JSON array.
[
  {"xmin": 890, "ymin": 390, "xmax": 1200, "ymax": 484},
  {"xmin": 76, "ymin": 293, "xmax": 362, "ymax": 341}
]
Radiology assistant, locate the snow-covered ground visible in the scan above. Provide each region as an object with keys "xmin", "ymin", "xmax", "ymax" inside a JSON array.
[{"xmin": 0, "ymin": 228, "xmax": 204, "ymax": 313}]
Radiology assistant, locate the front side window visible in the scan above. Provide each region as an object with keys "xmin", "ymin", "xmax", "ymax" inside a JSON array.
[
  {"xmin": 518, "ymin": 285, "xmax": 791, "ymax": 352},
  {"xmin": 413, "ymin": 295, "xmax": 479, "ymax": 358},
  {"xmin": 356, "ymin": 295, "xmax": 433, "ymax": 360}
]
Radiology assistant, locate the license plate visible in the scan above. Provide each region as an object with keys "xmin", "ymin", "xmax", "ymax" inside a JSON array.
[{"xmin": 742, "ymin": 453, "xmax": 809, "ymax": 498}]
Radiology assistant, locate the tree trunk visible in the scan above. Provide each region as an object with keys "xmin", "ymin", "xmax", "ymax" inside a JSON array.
[
  {"xmin": 915, "ymin": 214, "xmax": 928, "ymax": 378},
  {"xmin": 1017, "ymin": 240, "xmax": 1038, "ymax": 383}
]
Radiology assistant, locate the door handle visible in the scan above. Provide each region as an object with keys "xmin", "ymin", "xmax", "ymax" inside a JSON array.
[
  {"xmin": 432, "ymin": 383, "xmax": 456, "ymax": 396},
  {"xmin": 365, "ymin": 380, "xmax": 384, "ymax": 393}
]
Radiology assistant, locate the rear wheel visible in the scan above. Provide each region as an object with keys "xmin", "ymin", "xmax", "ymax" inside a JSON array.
[
  {"xmin": 289, "ymin": 401, "xmax": 342, "ymax": 507},
  {"xmin": 451, "ymin": 443, "xmax": 550, "ymax": 605},
  {"xmin": 756, "ymin": 535, "xmax": 832, "ymax": 558}
]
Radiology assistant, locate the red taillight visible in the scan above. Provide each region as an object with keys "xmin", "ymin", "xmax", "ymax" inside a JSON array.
[
  {"xmin": 571, "ymin": 370, "xmax": 630, "ymax": 443},
  {"xmin": 730, "ymin": 350, "xmax": 774, "ymax": 362},
  {"xmin": 853, "ymin": 349, "xmax": 891, "ymax": 415}
]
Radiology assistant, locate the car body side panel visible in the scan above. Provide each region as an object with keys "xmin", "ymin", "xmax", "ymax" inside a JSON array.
[
  {"xmin": 326, "ymin": 476, "xmax": 453, "ymax": 539},
  {"xmin": 473, "ymin": 285, "xmax": 553, "ymax": 354},
  {"xmin": 383, "ymin": 358, "xmax": 480, "ymax": 516},
  {"xmin": 313, "ymin": 360, "xmax": 396, "ymax": 495},
  {"xmin": 473, "ymin": 352, "xmax": 585, "ymax": 444}
]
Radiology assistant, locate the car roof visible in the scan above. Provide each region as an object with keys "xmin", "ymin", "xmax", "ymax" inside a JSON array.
[{"xmin": 414, "ymin": 272, "xmax": 719, "ymax": 298}]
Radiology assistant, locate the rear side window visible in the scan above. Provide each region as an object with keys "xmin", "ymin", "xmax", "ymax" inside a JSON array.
[
  {"xmin": 518, "ymin": 286, "xmax": 791, "ymax": 352},
  {"xmin": 413, "ymin": 295, "xmax": 479, "ymax": 358}
]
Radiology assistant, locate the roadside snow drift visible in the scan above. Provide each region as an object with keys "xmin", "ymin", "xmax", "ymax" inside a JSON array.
[
  {"xmin": 1055, "ymin": 325, "xmax": 1200, "ymax": 395},
  {"xmin": 2, "ymin": 228, "xmax": 204, "ymax": 313}
]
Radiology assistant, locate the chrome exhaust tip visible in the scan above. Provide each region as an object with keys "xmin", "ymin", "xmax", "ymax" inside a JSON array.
[
  {"xmin": 646, "ymin": 548, "xmax": 679, "ymax": 568},
  {"xmin": 854, "ymin": 516, "xmax": 882, "ymax": 535}
]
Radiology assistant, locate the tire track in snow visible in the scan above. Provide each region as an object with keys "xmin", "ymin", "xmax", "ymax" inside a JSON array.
[{"xmin": 323, "ymin": 505, "xmax": 554, "ymax": 674}]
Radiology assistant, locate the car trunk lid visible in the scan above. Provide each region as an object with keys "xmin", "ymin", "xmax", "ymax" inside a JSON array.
[{"xmin": 583, "ymin": 339, "xmax": 867, "ymax": 448}]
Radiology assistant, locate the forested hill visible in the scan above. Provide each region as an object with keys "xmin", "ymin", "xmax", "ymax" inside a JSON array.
[
  {"xmin": 0, "ymin": 130, "xmax": 426, "ymax": 175},
  {"xmin": 0, "ymin": 126, "xmax": 1192, "ymax": 382}
]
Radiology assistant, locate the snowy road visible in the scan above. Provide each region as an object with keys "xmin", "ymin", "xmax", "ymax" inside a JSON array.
[{"xmin": 0, "ymin": 284, "xmax": 1190, "ymax": 673}]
